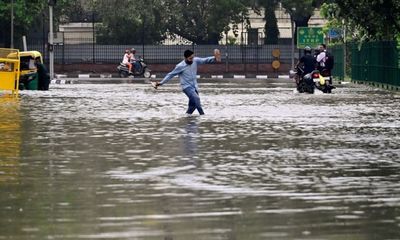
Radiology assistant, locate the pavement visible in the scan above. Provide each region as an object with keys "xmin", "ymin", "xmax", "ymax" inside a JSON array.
[{"xmin": 51, "ymin": 73, "xmax": 293, "ymax": 85}]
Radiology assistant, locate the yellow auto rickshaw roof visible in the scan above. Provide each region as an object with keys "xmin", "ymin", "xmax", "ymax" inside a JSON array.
[
  {"xmin": 7, "ymin": 50, "xmax": 42, "ymax": 59},
  {"xmin": 19, "ymin": 51, "xmax": 42, "ymax": 58}
]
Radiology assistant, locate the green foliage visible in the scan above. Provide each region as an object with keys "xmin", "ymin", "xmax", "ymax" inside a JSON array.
[
  {"xmin": 325, "ymin": 0, "xmax": 400, "ymax": 41},
  {"xmin": 0, "ymin": 0, "xmax": 45, "ymax": 43},
  {"xmin": 280, "ymin": 0, "xmax": 325, "ymax": 43},
  {"xmin": 94, "ymin": 0, "xmax": 167, "ymax": 44},
  {"xmin": 163, "ymin": 0, "xmax": 249, "ymax": 44},
  {"xmin": 0, "ymin": 0, "xmax": 87, "ymax": 47}
]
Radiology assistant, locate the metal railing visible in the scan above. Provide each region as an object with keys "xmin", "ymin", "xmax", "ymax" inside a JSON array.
[
  {"xmin": 351, "ymin": 41, "xmax": 400, "ymax": 87},
  {"xmin": 330, "ymin": 45, "xmax": 345, "ymax": 80},
  {"xmin": 26, "ymin": 38, "xmax": 294, "ymax": 66}
]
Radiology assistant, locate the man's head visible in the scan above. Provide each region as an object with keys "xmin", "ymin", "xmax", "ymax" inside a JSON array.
[
  {"xmin": 184, "ymin": 49, "xmax": 194, "ymax": 65},
  {"xmin": 319, "ymin": 44, "xmax": 327, "ymax": 51},
  {"xmin": 304, "ymin": 46, "xmax": 312, "ymax": 55},
  {"xmin": 131, "ymin": 48, "xmax": 136, "ymax": 54}
]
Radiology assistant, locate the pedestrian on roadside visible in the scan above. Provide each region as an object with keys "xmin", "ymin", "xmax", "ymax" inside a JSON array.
[{"xmin": 152, "ymin": 49, "xmax": 221, "ymax": 115}]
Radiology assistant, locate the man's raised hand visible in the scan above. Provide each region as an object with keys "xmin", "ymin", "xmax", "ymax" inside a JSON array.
[{"xmin": 214, "ymin": 49, "xmax": 221, "ymax": 62}]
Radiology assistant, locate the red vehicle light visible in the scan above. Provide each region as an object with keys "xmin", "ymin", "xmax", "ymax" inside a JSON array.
[{"xmin": 312, "ymin": 73, "xmax": 319, "ymax": 78}]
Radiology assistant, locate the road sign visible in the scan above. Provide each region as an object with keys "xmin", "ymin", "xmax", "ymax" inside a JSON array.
[
  {"xmin": 328, "ymin": 28, "xmax": 342, "ymax": 39},
  {"xmin": 297, "ymin": 27, "xmax": 325, "ymax": 49}
]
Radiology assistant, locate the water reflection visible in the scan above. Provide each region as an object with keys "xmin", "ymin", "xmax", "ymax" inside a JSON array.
[
  {"xmin": 182, "ymin": 117, "xmax": 199, "ymax": 162},
  {"xmin": 0, "ymin": 95, "xmax": 21, "ymax": 185}
]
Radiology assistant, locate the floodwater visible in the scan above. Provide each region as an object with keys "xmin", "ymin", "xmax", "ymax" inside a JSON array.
[{"xmin": 0, "ymin": 80, "xmax": 400, "ymax": 240}]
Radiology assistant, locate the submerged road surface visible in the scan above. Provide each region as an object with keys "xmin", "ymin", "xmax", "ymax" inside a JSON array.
[{"xmin": 1, "ymin": 80, "xmax": 399, "ymax": 239}]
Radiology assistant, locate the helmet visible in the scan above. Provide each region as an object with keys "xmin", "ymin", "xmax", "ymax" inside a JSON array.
[
  {"xmin": 131, "ymin": 48, "xmax": 136, "ymax": 54},
  {"xmin": 304, "ymin": 46, "xmax": 312, "ymax": 54}
]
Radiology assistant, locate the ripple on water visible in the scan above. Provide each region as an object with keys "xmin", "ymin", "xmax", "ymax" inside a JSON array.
[{"xmin": 1, "ymin": 82, "xmax": 400, "ymax": 239}]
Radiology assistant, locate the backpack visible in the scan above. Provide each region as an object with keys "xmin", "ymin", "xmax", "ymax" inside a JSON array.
[{"xmin": 324, "ymin": 51, "xmax": 334, "ymax": 70}]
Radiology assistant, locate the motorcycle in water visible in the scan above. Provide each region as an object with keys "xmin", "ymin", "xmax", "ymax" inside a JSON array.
[
  {"xmin": 290, "ymin": 66, "xmax": 335, "ymax": 94},
  {"xmin": 117, "ymin": 57, "xmax": 151, "ymax": 78},
  {"xmin": 317, "ymin": 68, "xmax": 335, "ymax": 93}
]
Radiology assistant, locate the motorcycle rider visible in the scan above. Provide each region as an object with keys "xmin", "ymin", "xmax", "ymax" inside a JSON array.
[
  {"xmin": 316, "ymin": 44, "xmax": 327, "ymax": 72},
  {"xmin": 313, "ymin": 47, "xmax": 320, "ymax": 59},
  {"xmin": 130, "ymin": 48, "xmax": 141, "ymax": 74},
  {"xmin": 316, "ymin": 43, "xmax": 335, "ymax": 92},
  {"xmin": 294, "ymin": 46, "xmax": 317, "ymax": 90},
  {"xmin": 122, "ymin": 49, "xmax": 133, "ymax": 74},
  {"xmin": 296, "ymin": 46, "xmax": 316, "ymax": 76}
]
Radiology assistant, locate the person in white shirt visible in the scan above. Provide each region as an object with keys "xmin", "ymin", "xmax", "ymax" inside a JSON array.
[
  {"xmin": 130, "ymin": 48, "xmax": 141, "ymax": 73},
  {"xmin": 316, "ymin": 44, "xmax": 327, "ymax": 71},
  {"xmin": 122, "ymin": 49, "xmax": 133, "ymax": 74}
]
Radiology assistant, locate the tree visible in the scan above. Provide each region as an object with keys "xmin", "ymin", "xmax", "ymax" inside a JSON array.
[
  {"xmin": 0, "ymin": 0, "xmax": 88, "ymax": 48},
  {"xmin": 263, "ymin": 0, "xmax": 279, "ymax": 44},
  {"xmin": 323, "ymin": 0, "xmax": 400, "ymax": 41},
  {"xmin": 0, "ymin": 0, "xmax": 45, "ymax": 47},
  {"xmin": 94, "ymin": 0, "xmax": 168, "ymax": 44},
  {"xmin": 162, "ymin": 0, "xmax": 249, "ymax": 44},
  {"xmin": 250, "ymin": 0, "xmax": 280, "ymax": 44},
  {"xmin": 281, "ymin": 0, "xmax": 325, "ymax": 44}
]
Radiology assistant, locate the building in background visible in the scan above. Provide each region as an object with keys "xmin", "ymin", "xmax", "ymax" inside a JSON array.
[{"xmin": 220, "ymin": 7, "xmax": 326, "ymax": 45}]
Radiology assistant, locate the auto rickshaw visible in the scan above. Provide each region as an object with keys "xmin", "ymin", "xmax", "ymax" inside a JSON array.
[
  {"xmin": 0, "ymin": 48, "xmax": 20, "ymax": 97},
  {"xmin": 7, "ymin": 50, "xmax": 49, "ymax": 90}
]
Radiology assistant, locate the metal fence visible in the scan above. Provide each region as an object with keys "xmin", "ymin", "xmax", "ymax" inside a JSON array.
[
  {"xmin": 331, "ymin": 45, "xmax": 345, "ymax": 80},
  {"xmin": 351, "ymin": 41, "xmax": 400, "ymax": 87},
  {"xmin": 27, "ymin": 41, "xmax": 294, "ymax": 66},
  {"xmin": 330, "ymin": 41, "xmax": 400, "ymax": 88}
]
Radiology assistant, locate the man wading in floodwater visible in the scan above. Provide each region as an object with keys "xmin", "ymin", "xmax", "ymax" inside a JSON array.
[{"xmin": 152, "ymin": 49, "xmax": 221, "ymax": 115}]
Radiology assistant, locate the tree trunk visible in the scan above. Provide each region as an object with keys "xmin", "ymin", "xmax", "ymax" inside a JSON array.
[
  {"xmin": 264, "ymin": 4, "xmax": 279, "ymax": 44},
  {"xmin": 293, "ymin": 15, "xmax": 311, "ymax": 45}
]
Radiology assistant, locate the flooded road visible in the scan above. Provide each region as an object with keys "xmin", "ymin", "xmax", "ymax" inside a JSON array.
[{"xmin": 1, "ymin": 80, "xmax": 400, "ymax": 239}]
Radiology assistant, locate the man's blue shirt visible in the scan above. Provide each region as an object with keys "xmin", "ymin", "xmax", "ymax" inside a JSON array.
[{"xmin": 160, "ymin": 56, "xmax": 215, "ymax": 90}]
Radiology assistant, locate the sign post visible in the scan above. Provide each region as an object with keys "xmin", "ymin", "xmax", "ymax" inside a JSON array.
[{"xmin": 297, "ymin": 27, "xmax": 325, "ymax": 49}]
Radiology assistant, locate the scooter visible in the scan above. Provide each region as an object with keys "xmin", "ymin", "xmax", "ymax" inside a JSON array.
[
  {"xmin": 117, "ymin": 57, "xmax": 151, "ymax": 78},
  {"xmin": 290, "ymin": 66, "xmax": 335, "ymax": 94},
  {"xmin": 317, "ymin": 68, "xmax": 335, "ymax": 93}
]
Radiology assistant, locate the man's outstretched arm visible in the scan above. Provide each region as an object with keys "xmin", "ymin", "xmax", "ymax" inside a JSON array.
[{"xmin": 195, "ymin": 49, "xmax": 221, "ymax": 64}]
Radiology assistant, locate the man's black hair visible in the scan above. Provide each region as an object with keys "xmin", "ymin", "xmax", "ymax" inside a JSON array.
[
  {"xmin": 184, "ymin": 49, "xmax": 194, "ymax": 58},
  {"xmin": 321, "ymin": 43, "xmax": 327, "ymax": 49}
]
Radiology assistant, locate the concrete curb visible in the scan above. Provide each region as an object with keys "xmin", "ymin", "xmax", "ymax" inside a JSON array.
[
  {"xmin": 54, "ymin": 73, "xmax": 291, "ymax": 80},
  {"xmin": 51, "ymin": 73, "xmax": 292, "ymax": 85}
]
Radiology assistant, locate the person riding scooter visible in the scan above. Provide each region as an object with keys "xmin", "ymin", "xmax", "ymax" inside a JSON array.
[
  {"xmin": 295, "ymin": 46, "xmax": 316, "ymax": 83},
  {"xmin": 117, "ymin": 50, "xmax": 151, "ymax": 78},
  {"xmin": 130, "ymin": 48, "xmax": 141, "ymax": 74},
  {"xmin": 122, "ymin": 49, "xmax": 133, "ymax": 74},
  {"xmin": 292, "ymin": 46, "xmax": 319, "ymax": 93}
]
